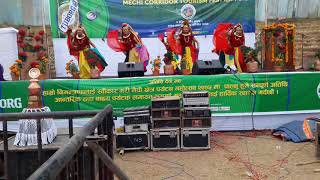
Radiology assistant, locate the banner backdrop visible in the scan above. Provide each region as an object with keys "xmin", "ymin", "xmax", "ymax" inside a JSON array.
[
  {"xmin": 1, "ymin": 73, "xmax": 319, "ymax": 116},
  {"xmin": 50, "ymin": 0, "xmax": 256, "ymax": 38}
]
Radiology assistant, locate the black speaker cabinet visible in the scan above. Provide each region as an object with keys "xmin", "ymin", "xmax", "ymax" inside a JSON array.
[
  {"xmin": 118, "ymin": 62, "xmax": 144, "ymax": 78},
  {"xmin": 192, "ymin": 60, "xmax": 225, "ymax": 75}
]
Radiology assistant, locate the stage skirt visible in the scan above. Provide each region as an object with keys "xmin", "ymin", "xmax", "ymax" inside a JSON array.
[{"xmin": 14, "ymin": 107, "xmax": 57, "ymax": 146}]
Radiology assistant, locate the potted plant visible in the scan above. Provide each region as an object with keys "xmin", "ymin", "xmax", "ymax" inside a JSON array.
[
  {"xmin": 9, "ymin": 60, "xmax": 23, "ymax": 81},
  {"xmin": 66, "ymin": 60, "xmax": 80, "ymax": 79},
  {"xmin": 273, "ymin": 57, "xmax": 285, "ymax": 72},
  {"xmin": 163, "ymin": 52, "xmax": 175, "ymax": 75},
  {"xmin": 314, "ymin": 50, "xmax": 320, "ymax": 71},
  {"xmin": 150, "ymin": 56, "xmax": 161, "ymax": 76}
]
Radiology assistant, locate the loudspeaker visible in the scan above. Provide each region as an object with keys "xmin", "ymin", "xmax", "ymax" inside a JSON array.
[
  {"xmin": 118, "ymin": 62, "xmax": 144, "ymax": 78},
  {"xmin": 192, "ymin": 60, "xmax": 225, "ymax": 75}
]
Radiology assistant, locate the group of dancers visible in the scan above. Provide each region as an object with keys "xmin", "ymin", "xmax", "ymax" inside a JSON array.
[{"xmin": 66, "ymin": 20, "xmax": 247, "ymax": 79}]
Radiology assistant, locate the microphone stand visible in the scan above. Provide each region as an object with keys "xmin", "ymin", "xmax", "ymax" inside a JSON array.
[{"xmin": 227, "ymin": 68, "xmax": 257, "ymax": 133}]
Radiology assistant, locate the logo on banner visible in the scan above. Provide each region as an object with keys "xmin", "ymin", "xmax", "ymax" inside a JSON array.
[
  {"xmin": 59, "ymin": 0, "xmax": 79, "ymax": 33},
  {"xmin": 0, "ymin": 98, "xmax": 22, "ymax": 109},
  {"xmin": 181, "ymin": 4, "xmax": 196, "ymax": 20},
  {"xmin": 317, "ymin": 83, "xmax": 320, "ymax": 99}
]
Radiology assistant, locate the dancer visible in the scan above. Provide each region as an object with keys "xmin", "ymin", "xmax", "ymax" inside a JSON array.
[
  {"xmin": 107, "ymin": 23, "xmax": 149, "ymax": 71},
  {"xmin": 66, "ymin": 24, "xmax": 107, "ymax": 79},
  {"xmin": 213, "ymin": 23, "xmax": 247, "ymax": 73},
  {"xmin": 167, "ymin": 20, "xmax": 199, "ymax": 73}
]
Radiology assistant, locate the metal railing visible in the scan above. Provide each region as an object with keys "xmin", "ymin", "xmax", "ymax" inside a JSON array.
[{"xmin": 0, "ymin": 105, "xmax": 129, "ymax": 180}]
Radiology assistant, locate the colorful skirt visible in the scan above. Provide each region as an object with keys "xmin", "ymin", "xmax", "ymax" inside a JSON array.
[
  {"xmin": 128, "ymin": 45, "xmax": 149, "ymax": 70},
  {"xmin": 79, "ymin": 48, "xmax": 108, "ymax": 79}
]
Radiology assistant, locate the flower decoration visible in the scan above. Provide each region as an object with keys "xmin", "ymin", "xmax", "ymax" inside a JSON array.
[
  {"xmin": 34, "ymin": 35, "xmax": 41, "ymax": 41},
  {"xmin": 150, "ymin": 56, "xmax": 162, "ymax": 72},
  {"xmin": 274, "ymin": 58, "xmax": 285, "ymax": 67},
  {"xmin": 263, "ymin": 23, "xmax": 296, "ymax": 65},
  {"xmin": 9, "ymin": 59, "xmax": 24, "ymax": 77},
  {"xmin": 66, "ymin": 60, "xmax": 79, "ymax": 74},
  {"xmin": 38, "ymin": 30, "xmax": 45, "ymax": 36},
  {"xmin": 17, "ymin": 38, "xmax": 23, "ymax": 43},
  {"xmin": 18, "ymin": 29, "xmax": 26, "ymax": 37},
  {"xmin": 34, "ymin": 44, "xmax": 42, "ymax": 51},
  {"xmin": 18, "ymin": 43, "xmax": 26, "ymax": 48},
  {"xmin": 18, "ymin": 51, "xmax": 28, "ymax": 62},
  {"xmin": 30, "ymin": 61, "xmax": 40, "ymax": 69},
  {"xmin": 38, "ymin": 51, "xmax": 47, "ymax": 59},
  {"xmin": 29, "ymin": 61, "xmax": 46, "ymax": 74}
]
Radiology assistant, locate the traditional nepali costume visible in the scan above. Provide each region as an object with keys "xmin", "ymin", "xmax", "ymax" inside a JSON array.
[
  {"xmin": 66, "ymin": 28, "xmax": 107, "ymax": 79},
  {"xmin": 213, "ymin": 23, "xmax": 247, "ymax": 72},
  {"xmin": 167, "ymin": 28, "xmax": 198, "ymax": 72},
  {"xmin": 107, "ymin": 27, "xmax": 149, "ymax": 71}
]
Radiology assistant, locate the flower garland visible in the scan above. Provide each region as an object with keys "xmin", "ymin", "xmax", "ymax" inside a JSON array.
[
  {"xmin": 271, "ymin": 35, "xmax": 275, "ymax": 62},
  {"xmin": 263, "ymin": 23, "xmax": 296, "ymax": 65}
]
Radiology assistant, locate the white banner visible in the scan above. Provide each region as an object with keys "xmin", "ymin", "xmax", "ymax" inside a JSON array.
[{"xmin": 59, "ymin": 0, "xmax": 79, "ymax": 33}]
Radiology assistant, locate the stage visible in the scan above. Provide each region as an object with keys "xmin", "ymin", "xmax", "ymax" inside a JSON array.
[{"xmin": 0, "ymin": 71, "xmax": 319, "ymax": 131}]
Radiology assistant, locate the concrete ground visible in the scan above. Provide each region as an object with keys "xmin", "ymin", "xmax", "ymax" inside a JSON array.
[{"xmin": 114, "ymin": 132, "xmax": 320, "ymax": 180}]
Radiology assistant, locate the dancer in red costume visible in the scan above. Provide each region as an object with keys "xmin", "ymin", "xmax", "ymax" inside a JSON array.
[
  {"xmin": 107, "ymin": 23, "xmax": 149, "ymax": 71},
  {"xmin": 66, "ymin": 25, "xmax": 107, "ymax": 79},
  {"xmin": 167, "ymin": 20, "xmax": 199, "ymax": 73},
  {"xmin": 213, "ymin": 23, "xmax": 247, "ymax": 73}
]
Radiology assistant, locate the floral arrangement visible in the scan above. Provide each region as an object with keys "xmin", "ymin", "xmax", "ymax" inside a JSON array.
[
  {"xmin": 273, "ymin": 58, "xmax": 285, "ymax": 66},
  {"xmin": 66, "ymin": 60, "xmax": 79, "ymax": 74},
  {"xmin": 17, "ymin": 28, "xmax": 45, "ymax": 54},
  {"xmin": 150, "ymin": 56, "xmax": 162, "ymax": 72},
  {"xmin": 10, "ymin": 60, "xmax": 23, "ymax": 77},
  {"xmin": 263, "ymin": 23, "xmax": 296, "ymax": 65},
  {"xmin": 29, "ymin": 57, "xmax": 48, "ymax": 74},
  {"xmin": 38, "ymin": 56, "xmax": 49, "ymax": 74},
  {"xmin": 12, "ymin": 28, "xmax": 49, "ymax": 79}
]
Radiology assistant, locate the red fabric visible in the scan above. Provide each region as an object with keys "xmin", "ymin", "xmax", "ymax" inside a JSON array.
[
  {"xmin": 213, "ymin": 23, "xmax": 233, "ymax": 53},
  {"xmin": 214, "ymin": 23, "xmax": 247, "ymax": 72},
  {"xmin": 107, "ymin": 30, "xmax": 128, "ymax": 52},
  {"xmin": 74, "ymin": 37, "xmax": 90, "ymax": 51},
  {"xmin": 122, "ymin": 33, "xmax": 138, "ymax": 50},
  {"xmin": 166, "ymin": 29, "xmax": 182, "ymax": 55},
  {"xmin": 67, "ymin": 35, "xmax": 79, "ymax": 57},
  {"xmin": 229, "ymin": 32, "xmax": 245, "ymax": 48},
  {"xmin": 158, "ymin": 33, "xmax": 164, "ymax": 42},
  {"xmin": 179, "ymin": 34, "xmax": 194, "ymax": 47},
  {"xmin": 96, "ymin": 63, "xmax": 104, "ymax": 72},
  {"xmin": 66, "ymin": 28, "xmax": 91, "ymax": 55},
  {"xmin": 166, "ymin": 28, "xmax": 198, "ymax": 62}
]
